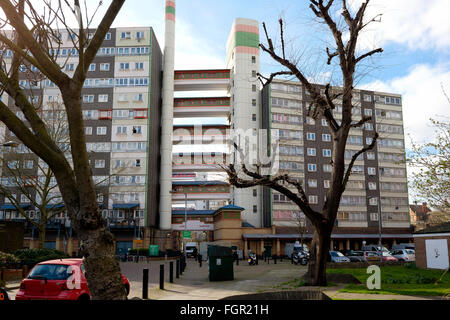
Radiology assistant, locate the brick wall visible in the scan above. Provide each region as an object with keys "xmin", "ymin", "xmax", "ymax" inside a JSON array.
[{"xmin": 414, "ymin": 235, "xmax": 450, "ymax": 269}]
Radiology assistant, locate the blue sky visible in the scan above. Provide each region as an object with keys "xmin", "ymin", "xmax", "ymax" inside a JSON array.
[{"xmin": 107, "ymin": 0, "xmax": 450, "ymax": 148}]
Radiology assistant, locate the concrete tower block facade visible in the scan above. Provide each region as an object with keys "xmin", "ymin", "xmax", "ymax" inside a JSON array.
[
  {"xmin": 159, "ymin": 0, "xmax": 176, "ymax": 230},
  {"xmin": 226, "ymin": 18, "xmax": 263, "ymax": 228}
]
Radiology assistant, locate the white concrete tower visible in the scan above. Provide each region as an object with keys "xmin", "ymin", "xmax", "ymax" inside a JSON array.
[
  {"xmin": 159, "ymin": 0, "xmax": 176, "ymax": 230},
  {"xmin": 226, "ymin": 18, "xmax": 263, "ymax": 227}
]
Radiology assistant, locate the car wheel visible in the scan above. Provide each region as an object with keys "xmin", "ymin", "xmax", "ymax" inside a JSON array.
[{"xmin": 78, "ymin": 294, "xmax": 90, "ymax": 301}]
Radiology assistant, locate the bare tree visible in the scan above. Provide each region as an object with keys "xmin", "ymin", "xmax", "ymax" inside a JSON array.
[
  {"xmin": 224, "ymin": 0, "xmax": 383, "ymax": 285},
  {"xmin": 0, "ymin": 0, "xmax": 127, "ymax": 299}
]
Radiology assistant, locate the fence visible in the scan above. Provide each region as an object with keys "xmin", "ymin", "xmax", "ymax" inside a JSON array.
[{"xmin": 0, "ymin": 264, "xmax": 28, "ymax": 284}]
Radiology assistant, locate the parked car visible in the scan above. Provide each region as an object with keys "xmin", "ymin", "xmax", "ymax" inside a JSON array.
[
  {"xmin": 380, "ymin": 251, "xmax": 398, "ymax": 262},
  {"xmin": 364, "ymin": 251, "xmax": 382, "ymax": 262},
  {"xmin": 15, "ymin": 258, "xmax": 130, "ymax": 300},
  {"xmin": 392, "ymin": 243, "xmax": 415, "ymax": 251},
  {"xmin": 390, "ymin": 249, "xmax": 415, "ymax": 262},
  {"xmin": 362, "ymin": 245, "xmax": 389, "ymax": 252},
  {"xmin": 344, "ymin": 250, "xmax": 367, "ymax": 262},
  {"xmin": 0, "ymin": 287, "xmax": 9, "ymax": 301},
  {"xmin": 328, "ymin": 251, "xmax": 350, "ymax": 263}
]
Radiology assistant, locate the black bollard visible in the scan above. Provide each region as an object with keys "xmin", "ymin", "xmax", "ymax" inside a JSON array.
[
  {"xmin": 142, "ymin": 268, "xmax": 149, "ymax": 299},
  {"xmin": 176, "ymin": 259, "xmax": 180, "ymax": 278},
  {"xmin": 159, "ymin": 264, "xmax": 164, "ymax": 290},
  {"xmin": 170, "ymin": 261, "xmax": 174, "ymax": 283},
  {"xmin": 236, "ymin": 257, "xmax": 239, "ymax": 265},
  {"xmin": 274, "ymin": 255, "xmax": 277, "ymax": 264}
]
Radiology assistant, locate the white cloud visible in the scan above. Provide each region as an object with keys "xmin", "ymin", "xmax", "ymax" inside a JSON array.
[
  {"xmin": 348, "ymin": 0, "xmax": 450, "ymax": 51},
  {"xmin": 361, "ymin": 63, "xmax": 450, "ymax": 147}
]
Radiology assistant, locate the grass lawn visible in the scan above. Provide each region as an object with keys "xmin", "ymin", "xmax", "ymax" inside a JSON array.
[{"xmin": 327, "ymin": 264, "xmax": 450, "ymax": 297}]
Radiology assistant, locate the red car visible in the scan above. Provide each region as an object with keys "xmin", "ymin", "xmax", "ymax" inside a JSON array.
[{"xmin": 15, "ymin": 258, "xmax": 130, "ymax": 300}]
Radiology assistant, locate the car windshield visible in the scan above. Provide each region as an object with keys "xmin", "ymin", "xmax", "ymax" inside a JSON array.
[
  {"xmin": 330, "ymin": 251, "xmax": 344, "ymax": 257},
  {"xmin": 28, "ymin": 264, "xmax": 71, "ymax": 280},
  {"xmin": 351, "ymin": 251, "xmax": 363, "ymax": 256},
  {"xmin": 382, "ymin": 252, "xmax": 392, "ymax": 257},
  {"xmin": 406, "ymin": 249, "xmax": 415, "ymax": 254}
]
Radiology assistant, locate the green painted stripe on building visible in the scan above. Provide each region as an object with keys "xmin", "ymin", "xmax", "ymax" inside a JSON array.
[
  {"xmin": 235, "ymin": 31, "xmax": 259, "ymax": 48},
  {"xmin": 165, "ymin": 6, "xmax": 175, "ymax": 15}
]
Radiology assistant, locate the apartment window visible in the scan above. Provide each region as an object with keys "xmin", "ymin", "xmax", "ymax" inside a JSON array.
[
  {"xmin": 321, "ymin": 119, "xmax": 327, "ymax": 126},
  {"xmin": 306, "ymin": 132, "xmax": 316, "ymax": 141},
  {"xmin": 121, "ymin": 31, "xmax": 131, "ymax": 39},
  {"xmin": 322, "ymin": 134, "xmax": 331, "ymax": 142},
  {"xmin": 120, "ymin": 62, "xmax": 130, "ymax": 70},
  {"xmin": 252, "ymin": 99, "xmax": 256, "ymax": 107},
  {"xmin": 253, "ymin": 205, "xmax": 257, "ymax": 213},
  {"xmin": 308, "ymin": 179, "xmax": 318, "ymax": 188},
  {"xmin": 324, "ymin": 180, "xmax": 330, "ymax": 188},
  {"xmin": 252, "ymin": 70, "xmax": 257, "ymax": 77},
  {"xmin": 252, "ymin": 114, "xmax": 256, "ymax": 121},
  {"xmin": 307, "ymin": 148, "xmax": 316, "ymax": 156},
  {"xmin": 363, "ymin": 94, "xmax": 372, "ymax": 102},
  {"xmin": 136, "ymin": 31, "xmax": 145, "ymax": 39},
  {"xmin": 369, "ymin": 197, "xmax": 378, "ymax": 206},
  {"xmin": 88, "ymin": 63, "xmax": 96, "ymax": 71},
  {"xmin": 133, "ymin": 93, "xmax": 144, "ymax": 102},
  {"xmin": 95, "ymin": 127, "xmax": 106, "ymax": 136},
  {"xmin": 135, "ymin": 62, "xmax": 144, "ymax": 70},
  {"xmin": 367, "ymin": 152, "xmax": 375, "ymax": 160},
  {"xmin": 83, "ymin": 95, "xmax": 94, "ymax": 103},
  {"xmin": 97, "ymin": 194, "xmax": 104, "ymax": 203},
  {"xmin": 100, "ymin": 63, "xmax": 110, "ymax": 71},
  {"xmin": 370, "ymin": 212, "xmax": 379, "ymax": 221},
  {"xmin": 8, "ymin": 161, "xmax": 19, "ymax": 169},
  {"xmin": 95, "ymin": 159, "xmax": 105, "ymax": 168},
  {"xmin": 116, "ymin": 126, "xmax": 127, "ymax": 134},
  {"xmin": 251, "ymin": 56, "xmax": 256, "ymax": 63},
  {"xmin": 366, "ymin": 137, "xmax": 373, "ymax": 145},
  {"xmin": 367, "ymin": 167, "xmax": 376, "ymax": 176},
  {"xmin": 252, "ymin": 84, "xmax": 256, "ymax": 92},
  {"xmin": 105, "ymin": 33, "xmax": 111, "ymax": 40},
  {"xmin": 65, "ymin": 63, "xmax": 75, "ymax": 71},
  {"xmin": 84, "ymin": 127, "xmax": 93, "ymax": 135},
  {"xmin": 364, "ymin": 123, "xmax": 373, "ymax": 131},
  {"xmin": 309, "ymin": 195, "xmax": 318, "ymax": 204},
  {"xmin": 253, "ymin": 189, "xmax": 257, "ymax": 197},
  {"xmin": 132, "ymin": 126, "xmax": 142, "ymax": 134},
  {"xmin": 23, "ymin": 160, "xmax": 33, "ymax": 169},
  {"xmin": 306, "ymin": 117, "xmax": 315, "ymax": 125},
  {"xmin": 368, "ymin": 182, "xmax": 377, "ymax": 190},
  {"xmin": 364, "ymin": 109, "xmax": 373, "ymax": 116},
  {"xmin": 323, "ymin": 164, "xmax": 332, "ymax": 172},
  {"xmin": 322, "ymin": 149, "xmax": 332, "ymax": 157},
  {"xmin": 20, "ymin": 194, "xmax": 30, "ymax": 203},
  {"xmin": 98, "ymin": 94, "xmax": 108, "ymax": 103},
  {"xmin": 135, "ymin": 159, "xmax": 141, "ymax": 167},
  {"xmin": 307, "ymin": 164, "xmax": 317, "ymax": 172}
]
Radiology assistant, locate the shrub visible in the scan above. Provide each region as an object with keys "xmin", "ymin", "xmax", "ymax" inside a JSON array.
[
  {"xmin": 0, "ymin": 251, "xmax": 20, "ymax": 265},
  {"xmin": 13, "ymin": 248, "xmax": 69, "ymax": 267}
]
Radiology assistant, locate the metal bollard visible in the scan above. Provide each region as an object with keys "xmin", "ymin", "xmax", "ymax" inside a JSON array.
[
  {"xmin": 142, "ymin": 268, "xmax": 149, "ymax": 299},
  {"xmin": 169, "ymin": 261, "xmax": 174, "ymax": 283},
  {"xmin": 236, "ymin": 257, "xmax": 239, "ymax": 266},
  {"xmin": 159, "ymin": 264, "xmax": 164, "ymax": 290},
  {"xmin": 274, "ymin": 256, "xmax": 277, "ymax": 264},
  {"xmin": 176, "ymin": 259, "xmax": 180, "ymax": 278}
]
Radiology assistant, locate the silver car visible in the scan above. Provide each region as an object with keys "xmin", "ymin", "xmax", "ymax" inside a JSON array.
[
  {"xmin": 329, "ymin": 251, "xmax": 351, "ymax": 263},
  {"xmin": 390, "ymin": 249, "xmax": 415, "ymax": 262}
]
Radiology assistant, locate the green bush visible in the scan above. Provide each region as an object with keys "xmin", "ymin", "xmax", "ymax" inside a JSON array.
[
  {"xmin": 0, "ymin": 251, "xmax": 20, "ymax": 264},
  {"xmin": 13, "ymin": 248, "xmax": 69, "ymax": 267}
]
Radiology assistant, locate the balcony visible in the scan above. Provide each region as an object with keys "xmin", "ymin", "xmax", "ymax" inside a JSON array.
[
  {"xmin": 172, "ymin": 152, "xmax": 230, "ymax": 172},
  {"xmin": 174, "ymin": 97, "xmax": 230, "ymax": 118},
  {"xmin": 174, "ymin": 69, "xmax": 230, "ymax": 91}
]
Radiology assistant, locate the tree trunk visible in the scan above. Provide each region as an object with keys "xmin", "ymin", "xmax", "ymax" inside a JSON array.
[
  {"xmin": 38, "ymin": 226, "xmax": 46, "ymax": 249},
  {"xmin": 306, "ymin": 227, "xmax": 330, "ymax": 286}
]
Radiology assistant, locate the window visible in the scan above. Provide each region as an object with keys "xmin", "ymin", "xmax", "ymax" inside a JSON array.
[
  {"xmin": 309, "ymin": 195, "xmax": 318, "ymax": 204},
  {"xmin": 100, "ymin": 63, "xmax": 110, "ymax": 71},
  {"xmin": 308, "ymin": 179, "xmax": 317, "ymax": 188},
  {"xmin": 136, "ymin": 31, "xmax": 145, "ymax": 39},
  {"xmin": 252, "ymin": 70, "xmax": 257, "ymax": 77},
  {"xmin": 84, "ymin": 127, "xmax": 93, "ymax": 135},
  {"xmin": 252, "ymin": 114, "xmax": 256, "ymax": 121},
  {"xmin": 95, "ymin": 159, "xmax": 105, "ymax": 168},
  {"xmin": 105, "ymin": 33, "xmax": 111, "ymax": 40},
  {"xmin": 251, "ymin": 56, "xmax": 256, "ymax": 63},
  {"xmin": 324, "ymin": 180, "xmax": 330, "ymax": 188},
  {"xmin": 116, "ymin": 126, "xmax": 127, "ymax": 134},
  {"xmin": 97, "ymin": 127, "xmax": 107, "ymax": 135},
  {"xmin": 368, "ymin": 182, "xmax": 377, "ymax": 190},
  {"xmin": 135, "ymin": 159, "xmax": 141, "ymax": 167},
  {"xmin": 97, "ymin": 194, "xmax": 104, "ymax": 203},
  {"xmin": 366, "ymin": 137, "xmax": 373, "ymax": 145},
  {"xmin": 368, "ymin": 167, "xmax": 376, "ymax": 175},
  {"xmin": 83, "ymin": 95, "xmax": 94, "ymax": 103},
  {"xmin": 306, "ymin": 117, "xmax": 315, "ymax": 125},
  {"xmin": 363, "ymin": 94, "xmax": 372, "ymax": 102},
  {"xmin": 369, "ymin": 197, "xmax": 378, "ymax": 206},
  {"xmin": 307, "ymin": 148, "xmax": 316, "ymax": 156},
  {"xmin": 135, "ymin": 62, "xmax": 144, "ymax": 70},
  {"xmin": 252, "ymin": 99, "xmax": 256, "ymax": 107},
  {"xmin": 364, "ymin": 109, "xmax": 373, "ymax": 116},
  {"xmin": 65, "ymin": 63, "xmax": 75, "ymax": 71},
  {"xmin": 23, "ymin": 160, "xmax": 33, "ymax": 169},
  {"xmin": 322, "ymin": 149, "xmax": 332, "ymax": 157},
  {"xmin": 132, "ymin": 126, "xmax": 142, "ymax": 134},
  {"xmin": 306, "ymin": 132, "xmax": 316, "ymax": 141},
  {"xmin": 121, "ymin": 31, "xmax": 131, "ymax": 39},
  {"xmin": 120, "ymin": 62, "xmax": 130, "ymax": 70},
  {"xmin": 20, "ymin": 194, "xmax": 30, "ymax": 203},
  {"xmin": 321, "ymin": 119, "xmax": 327, "ymax": 126},
  {"xmin": 307, "ymin": 164, "xmax": 317, "ymax": 172},
  {"xmin": 253, "ymin": 189, "xmax": 257, "ymax": 197},
  {"xmin": 253, "ymin": 205, "xmax": 257, "ymax": 213},
  {"xmin": 98, "ymin": 94, "xmax": 108, "ymax": 103},
  {"xmin": 367, "ymin": 152, "xmax": 375, "ymax": 160},
  {"xmin": 364, "ymin": 123, "xmax": 373, "ymax": 131},
  {"xmin": 252, "ymin": 84, "xmax": 256, "ymax": 92},
  {"xmin": 323, "ymin": 164, "xmax": 332, "ymax": 172},
  {"xmin": 88, "ymin": 63, "xmax": 96, "ymax": 71},
  {"xmin": 133, "ymin": 93, "xmax": 144, "ymax": 102},
  {"xmin": 322, "ymin": 134, "xmax": 331, "ymax": 142}
]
